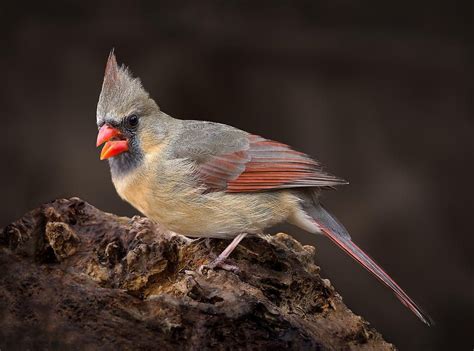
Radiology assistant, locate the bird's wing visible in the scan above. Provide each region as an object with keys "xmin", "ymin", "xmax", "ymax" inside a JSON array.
[{"xmin": 171, "ymin": 121, "xmax": 347, "ymax": 192}]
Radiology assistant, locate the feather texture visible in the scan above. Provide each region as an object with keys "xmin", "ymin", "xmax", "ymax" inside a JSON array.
[
  {"xmin": 303, "ymin": 203, "xmax": 433, "ymax": 326},
  {"xmin": 192, "ymin": 133, "xmax": 347, "ymax": 192}
]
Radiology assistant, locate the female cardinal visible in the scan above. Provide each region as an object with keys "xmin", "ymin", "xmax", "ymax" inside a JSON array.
[{"xmin": 96, "ymin": 52, "xmax": 432, "ymax": 326}]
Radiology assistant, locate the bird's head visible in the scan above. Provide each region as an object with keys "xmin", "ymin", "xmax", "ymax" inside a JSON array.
[{"xmin": 96, "ymin": 51, "xmax": 170, "ymax": 175}]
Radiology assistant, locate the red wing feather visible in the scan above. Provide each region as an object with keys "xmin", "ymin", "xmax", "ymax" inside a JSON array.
[{"xmin": 197, "ymin": 134, "xmax": 347, "ymax": 192}]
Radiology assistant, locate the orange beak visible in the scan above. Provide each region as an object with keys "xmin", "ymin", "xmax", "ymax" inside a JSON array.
[{"xmin": 96, "ymin": 125, "xmax": 129, "ymax": 160}]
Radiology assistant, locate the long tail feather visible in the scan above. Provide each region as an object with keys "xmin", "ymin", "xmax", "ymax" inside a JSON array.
[{"xmin": 308, "ymin": 204, "xmax": 433, "ymax": 326}]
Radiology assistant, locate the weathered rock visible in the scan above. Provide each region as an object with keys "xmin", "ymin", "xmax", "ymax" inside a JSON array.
[{"xmin": 0, "ymin": 198, "xmax": 395, "ymax": 350}]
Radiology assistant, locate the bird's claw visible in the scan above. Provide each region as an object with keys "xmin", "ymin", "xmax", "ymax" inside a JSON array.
[
  {"xmin": 197, "ymin": 259, "xmax": 240, "ymax": 275},
  {"xmin": 197, "ymin": 264, "xmax": 210, "ymax": 275}
]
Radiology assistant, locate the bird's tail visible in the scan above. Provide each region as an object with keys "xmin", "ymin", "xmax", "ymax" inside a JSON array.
[{"xmin": 307, "ymin": 202, "xmax": 433, "ymax": 326}]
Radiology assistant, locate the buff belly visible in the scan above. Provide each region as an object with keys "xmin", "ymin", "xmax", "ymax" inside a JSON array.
[{"xmin": 111, "ymin": 158, "xmax": 301, "ymax": 238}]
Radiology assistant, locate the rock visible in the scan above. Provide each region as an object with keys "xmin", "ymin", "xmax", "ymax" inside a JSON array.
[{"xmin": 0, "ymin": 198, "xmax": 395, "ymax": 350}]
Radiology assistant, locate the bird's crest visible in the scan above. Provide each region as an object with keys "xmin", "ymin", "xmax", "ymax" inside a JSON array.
[
  {"xmin": 103, "ymin": 49, "xmax": 120, "ymax": 87},
  {"xmin": 97, "ymin": 50, "xmax": 150, "ymax": 122}
]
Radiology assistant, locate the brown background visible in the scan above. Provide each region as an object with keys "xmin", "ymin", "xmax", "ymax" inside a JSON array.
[{"xmin": 1, "ymin": 1, "xmax": 472, "ymax": 350}]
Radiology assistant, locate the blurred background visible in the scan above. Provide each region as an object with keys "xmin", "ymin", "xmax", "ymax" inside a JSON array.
[{"xmin": 1, "ymin": 1, "xmax": 472, "ymax": 349}]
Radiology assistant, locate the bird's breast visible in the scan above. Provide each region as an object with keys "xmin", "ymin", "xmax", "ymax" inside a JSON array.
[{"xmin": 111, "ymin": 157, "xmax": 300, "ymax": 238}]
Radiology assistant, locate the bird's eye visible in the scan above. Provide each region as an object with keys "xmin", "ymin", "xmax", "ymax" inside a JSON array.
[{"xmin": 125, "ymin": 114, "xmax": 139, "ymax": 128}]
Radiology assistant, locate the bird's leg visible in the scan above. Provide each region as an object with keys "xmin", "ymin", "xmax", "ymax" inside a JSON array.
[
  {"xmin": 190, "ymin": 237, "xmax": 213, "ymax": 251},
  {"xmin": 203, "ymin": 237, "xmax": 212, "ymax": 251},
  {"xmin": 189, "ymin": 237, "xmax": 207, "ymax": 245},
  {"xmin": 198, "ymin": 233, "xmax": 247, "ymax": 274},
  {"xmin": 212, "ymin": 233, "xmax": 247, "ymax": 267}
]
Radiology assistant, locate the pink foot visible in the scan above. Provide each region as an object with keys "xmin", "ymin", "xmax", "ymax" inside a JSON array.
[{"xmin": 197, "ymin": 258, "xmax": 240, "ymax": 275}]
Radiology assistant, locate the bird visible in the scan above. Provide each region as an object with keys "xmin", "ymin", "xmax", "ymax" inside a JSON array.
[{"xmin": 96, "ymin": 51, "xmax": 432, "ymax": 326}]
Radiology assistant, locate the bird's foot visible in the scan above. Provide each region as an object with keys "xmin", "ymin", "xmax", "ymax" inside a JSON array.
[
  {"xmin": 196, "ymin": 233, "xmax": 247, "ymax": 275},
  {"xmin": 197, "ymin": 258, "xmax": 240, "ymax": 275}
]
